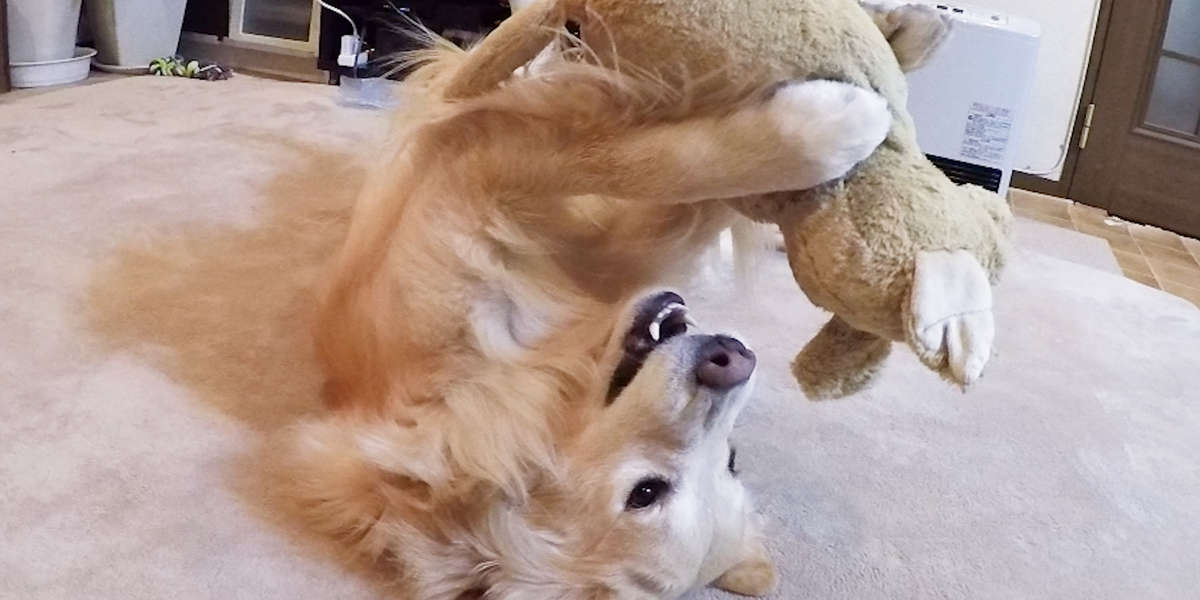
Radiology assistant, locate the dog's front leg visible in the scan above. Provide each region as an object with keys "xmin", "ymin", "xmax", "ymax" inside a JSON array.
[
  {"xmin": 566, "ymin": 80, "xmax": 892, "ymax": 204},
  {"xmin": 712, "ymin": 537, "xmax": 778, "ymax": 597},
  {"xmin": 443, "ymin": 79, "xmax": 891, "ymax": 205}
]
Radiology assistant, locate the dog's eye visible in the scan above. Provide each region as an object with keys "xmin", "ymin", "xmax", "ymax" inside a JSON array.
[
  {"xmin": 727, "ymin": 447, "xmax": 737, "ymax": 475},
  {"xmin": 625, "ymin": 477, "xmax": 671, "ymax": 510}
]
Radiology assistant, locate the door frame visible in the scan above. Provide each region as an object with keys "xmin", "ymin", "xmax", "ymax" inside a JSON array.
[
  {"xmin": 1065, "ymin": 0, "xmax": 1200, "ymax": 235},
  {"xmin": 1010, "ymin": 0, "xmax": 1115, "ymax": 198}
]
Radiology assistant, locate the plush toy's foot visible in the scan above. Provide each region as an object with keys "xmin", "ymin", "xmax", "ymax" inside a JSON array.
[
  {"xmin": 906, "ymin": 249, "xmax": 995, "ymax": 386},
  {"xmin": 793, "ymin": 316, "xmax": 892, "ymax": 400},
  {"xmin": 712, "ymin": 541, "xmax": 778, "ymax": 597}
]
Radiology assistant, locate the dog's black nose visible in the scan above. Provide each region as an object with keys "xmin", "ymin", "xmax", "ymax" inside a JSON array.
[{"xmin": 695, "ymin": 336, "xmax": 755, "ymax": 390}]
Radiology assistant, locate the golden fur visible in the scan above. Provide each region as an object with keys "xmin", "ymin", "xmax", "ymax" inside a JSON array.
[{"xmin": 281, "ymin": 34, "xmax": 892, "ymax": 598}]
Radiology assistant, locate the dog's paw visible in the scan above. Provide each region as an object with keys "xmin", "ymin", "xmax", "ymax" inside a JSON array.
[
  {"xmin": 713, "ymin": 555, "xmax": 778, "ymax": 597},
  {"xmin": 765, "ymin": 80, "xmax": 891, "ymax": 188},
  {"xmin": 906, "ymin": 249, "xmax": 995, "ymax": 385}
]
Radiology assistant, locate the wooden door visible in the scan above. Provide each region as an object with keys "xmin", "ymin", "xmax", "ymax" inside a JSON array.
[{"xmin": 1072, "ymin": 0, "xmax": 1200, "ymax": 238}]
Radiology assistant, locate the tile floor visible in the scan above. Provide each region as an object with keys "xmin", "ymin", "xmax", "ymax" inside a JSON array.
[{"xmin": 1011, "ymin": 189, "xmax": 1200, "ymax": 309}]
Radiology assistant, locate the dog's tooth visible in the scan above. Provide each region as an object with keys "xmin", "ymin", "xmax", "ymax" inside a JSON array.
[
  {"xmin": 659, "ymin": 304, "xmax": 684, "ymax": 321},
  {"xmin": 648, "ymin": 303, "xmax": 686, "ymax": 342}
]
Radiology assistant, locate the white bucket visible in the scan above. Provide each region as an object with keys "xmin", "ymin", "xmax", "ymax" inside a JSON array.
[
  {"xmin": 6, "ymin": 0, "xmax": 84, "ymax": 63},
  {"xmin": 87, "ymin": 0, "xmax": 187, "ymax": 69}
]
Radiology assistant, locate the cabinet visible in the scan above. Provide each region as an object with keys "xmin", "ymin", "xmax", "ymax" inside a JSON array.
[{"xmin": 317, "ymin": 0, "xmax": 511, "ymax": 80}]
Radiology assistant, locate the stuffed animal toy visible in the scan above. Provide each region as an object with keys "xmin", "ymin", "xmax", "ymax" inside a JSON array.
[{"xmin": 444, "ymin": 0, "xmax": 1013, "ymax": 399}]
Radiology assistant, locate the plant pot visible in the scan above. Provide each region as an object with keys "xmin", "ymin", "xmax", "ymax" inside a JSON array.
[
  {"xmin": 6, "ymin": 0, "xmax": 84, "ymax": 63},
  {"xmin": 87, "ymin": 0, "xmax": 187, "ymax": 69},
  {"xmin": 11, "ymin": 46, "xmax": 96, "ymax": 88}
]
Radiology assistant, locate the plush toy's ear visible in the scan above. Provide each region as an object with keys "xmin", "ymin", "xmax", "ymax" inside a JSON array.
[
  {"xmin": 443, "ymin": 0, "xmax": 570, "ymax": 99},
  {"xmin": 861, "ymin": 1, "xmax": 952, "ymax": 72}
]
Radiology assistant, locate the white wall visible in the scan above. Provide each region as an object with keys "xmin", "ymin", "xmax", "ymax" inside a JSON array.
[{"xmin": 967, "ymin": 0, "xmax": 1103, "ymax": 180}]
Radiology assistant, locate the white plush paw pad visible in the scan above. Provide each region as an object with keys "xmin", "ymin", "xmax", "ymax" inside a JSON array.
[
  {"xmin": 908, "ymin": 249, "xmax": 995, "ymax": 385},
  {"xmin": 767, "ymin": 80, "xmax": 891, "ymax": 179}
]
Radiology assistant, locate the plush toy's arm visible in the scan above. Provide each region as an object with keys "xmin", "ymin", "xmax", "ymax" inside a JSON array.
[{"xmin": 792, "ymin": 315, "xmax": 892, "ymax": 400}]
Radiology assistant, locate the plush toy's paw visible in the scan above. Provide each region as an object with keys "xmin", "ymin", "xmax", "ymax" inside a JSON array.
[
  {"xmin": 860, "ymin": 1, "xmax": 952, "ymax": 71},
  {"xmin": 713, "ymin": 542, "xmax": 778, "ymax": 597},
  {"xmin": 906, "ymin": 249, "xmax": 995, "ymax": 386},
  {"xmin": 793, "ymin": 316, "xmax": 892, "ymax": 400},
  {"xmin": 766, "ymin": 80, "xmax": 891, "ymax": 188}
]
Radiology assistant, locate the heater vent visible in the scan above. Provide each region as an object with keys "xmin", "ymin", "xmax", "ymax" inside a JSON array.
[{"xmin": 927, "ymin": 154, "xmax": 1003, "ymax": 193}]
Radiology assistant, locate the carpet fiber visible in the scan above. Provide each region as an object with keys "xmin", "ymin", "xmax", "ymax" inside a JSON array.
[{"xmin": 3, "ymin": 76, "xmax": 1198, "ymax": 599}]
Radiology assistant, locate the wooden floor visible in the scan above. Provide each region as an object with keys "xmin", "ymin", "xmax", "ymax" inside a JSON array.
[{"xmin": 1011, "ymin": 189, "xmax": 1200, "ymax": 309}]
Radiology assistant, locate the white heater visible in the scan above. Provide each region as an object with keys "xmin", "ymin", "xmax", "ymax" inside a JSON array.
[{"xmin": 905, "ymin": 2, "xmax": 1041, "ymax": 197}]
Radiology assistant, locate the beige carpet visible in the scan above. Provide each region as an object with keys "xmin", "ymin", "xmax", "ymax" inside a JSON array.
[{"xmin": 3, "ymin": 76, "xmax": 1199, "ymax": 599}]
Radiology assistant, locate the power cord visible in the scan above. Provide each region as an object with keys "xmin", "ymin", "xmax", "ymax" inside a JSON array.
[
  {"xmin": 318, "ymin": 0, "xmax": 358, "ymax": 41},
  {"xmin": 319, "ymin": 0, "xmax": 365, "ymax": 76}
]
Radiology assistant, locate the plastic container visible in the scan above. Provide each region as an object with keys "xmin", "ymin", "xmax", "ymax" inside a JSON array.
[
  {"xmin": 11, "ymin": 47, "xmax": 96, "ymax": 88},
  {"xmin": 7, "ymin": 0, "xmax": 84, "ymax": 63},
  {"xmin": 338, "ymin": 76, "xmax": 399, "ymax": 110}
]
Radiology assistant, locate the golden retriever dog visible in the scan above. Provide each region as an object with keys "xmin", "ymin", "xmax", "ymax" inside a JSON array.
[
  {"xmin": 289, "ymin": 291, "xmax": 769, "ymax": 598},
  {"xmin": 277, "ymin": 12, "xmax": 913, "ymax": 597}
]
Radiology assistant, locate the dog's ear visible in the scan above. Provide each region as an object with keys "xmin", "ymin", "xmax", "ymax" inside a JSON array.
[
  {"xmin": 443, "ymin": 0, "xmax": 571, "ymax": 99},
  {"xmin": 861, "ymin": 1, "xmax": 952, "ymax": 72}
]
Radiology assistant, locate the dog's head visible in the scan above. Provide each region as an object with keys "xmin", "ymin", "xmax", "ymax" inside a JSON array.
[
  {"xmin": 495, "ymin": 291, "xmax": 763, "ymax": 598},
  {"xmin": 283, "ymin": 292, "xmax": 766, "ymax": 599}
]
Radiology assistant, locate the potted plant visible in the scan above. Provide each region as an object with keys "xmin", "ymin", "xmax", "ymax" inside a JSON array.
[
  {"xmin": 7, "ymin": 0, "xmax": 95, "ymax": 87},
  {"xmin": 87, "ymin": 0, "xmax": 187, "ymax": 71}
]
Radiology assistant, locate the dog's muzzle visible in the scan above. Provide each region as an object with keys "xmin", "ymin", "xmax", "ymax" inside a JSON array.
[{"xmin": 608, "ymin": 292, "xmax": 756, "ymax": 402}]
